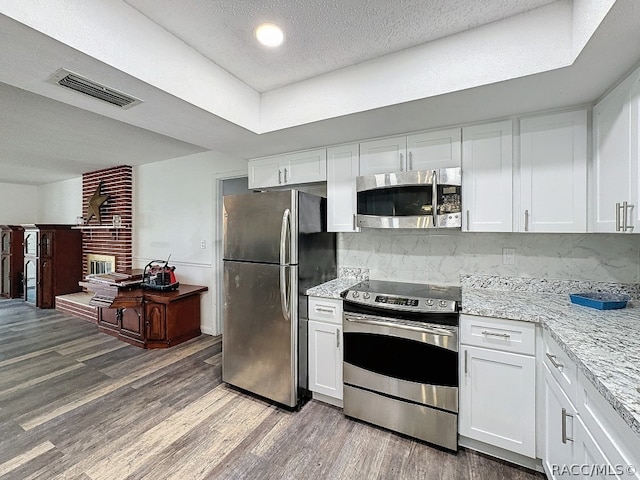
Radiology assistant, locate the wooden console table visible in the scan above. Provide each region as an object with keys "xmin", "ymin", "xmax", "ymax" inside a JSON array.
[{"xmin": 85, "ymin": 283, "xmax": 208, "ymax": 349}]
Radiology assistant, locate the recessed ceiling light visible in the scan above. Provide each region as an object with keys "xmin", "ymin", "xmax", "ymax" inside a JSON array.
[{"xmin": 255, "ymin": 23, "xmax": 284, "ymax": 47}]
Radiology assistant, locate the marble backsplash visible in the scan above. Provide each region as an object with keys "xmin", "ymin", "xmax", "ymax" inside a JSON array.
[{"xmin": 338, "ymin": 230, "xmax": 640, "ymax": 286}]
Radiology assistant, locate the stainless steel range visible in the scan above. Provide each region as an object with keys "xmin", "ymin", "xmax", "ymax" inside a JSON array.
[{"xmin": 342, "ymin": 280, "xmax": 461, "ymax": 451}]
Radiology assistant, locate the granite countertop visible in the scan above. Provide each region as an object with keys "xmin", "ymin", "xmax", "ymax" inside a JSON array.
[
  {"xmin": 463, "ymin": 287, "xmax": 640, "ymax": 438},
  {"xmin": 306, "ymin": 267, "xmax": 369, "ymax": 299}
]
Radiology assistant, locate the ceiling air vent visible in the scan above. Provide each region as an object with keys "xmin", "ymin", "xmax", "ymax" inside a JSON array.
[{"xmin": 47, "ymin": 68, "xmax": 143, "ymax": 109}]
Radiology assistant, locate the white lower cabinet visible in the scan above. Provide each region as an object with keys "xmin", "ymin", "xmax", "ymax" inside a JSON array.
[
  {"xmin": 459, "ymin": 315, "xmax": 536, "ymax": 458},
  {"xmin": 308, "ymin": 297, "xmax": 343, "ymax": 405}
]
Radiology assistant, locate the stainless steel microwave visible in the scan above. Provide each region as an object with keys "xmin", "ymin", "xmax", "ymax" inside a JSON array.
[{"xmin": 356, "ymin": 168, "xmax": 462, "ymax": 229}]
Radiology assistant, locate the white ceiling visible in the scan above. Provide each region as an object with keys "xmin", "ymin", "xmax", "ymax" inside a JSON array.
[
  {"xmin": 0, "ymin": 0, "xmax": 639, "ymax": 186},
  {"xmin": 123, "ymin": 0, "xmax": 557, "ymax": 92}
]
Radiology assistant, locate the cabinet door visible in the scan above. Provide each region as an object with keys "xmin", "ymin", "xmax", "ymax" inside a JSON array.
[
  {"xmin": 145, "ymin": 302, "xmax": 167, "ymax": 341},
  {"xmin": 574, "ymin": 417, "xmax": 624, "ymax": 480},
  {"xmin": 592, "ymin": 69, "xmax": 638, "ymax": 232},
  {"xmin": 462, "ymin": 120, "xmax": 513, "ymax": 231},
  {"xmin": 543, "ymin": 364, "xmax": 579, "ymax": 479},
  {"xmin": 99, "ymin": 308, "xmax": 120, "ymax": 329},
  {"xmin": 284, "ymin": 149, "xmax": 327, "ymax": 185},
  {"xmin": 39, "ymin": 258, "xmax": 53, "ymax": 308},
  {"xmin": 248, "ymin": 155, "xmax": 283, "ymax": 189},
  {"xmin": 359, "ymin": 136, "xmax": 407, "ymax": 175},
  {"xmin": 40, "ymin": 232, "xmax": 53, "ymax": 257},
  {"xmin": 1, "ymin": 255, "xmax": 9, "ymax": 297},
  {"xmin": 459, "ymin": 345, "xmax": 535, "ymax": 457},
  {"xmin": 1, "ymin": 232, "xmax": 9, "ymax": 254},
  {"xmin": 520, "ymin": 110, "xmax": 587, "ymax": 233},
  {"xmin": 120, "ymin": 307, "xmax": 143, "ymax": 340},
  {"xmin": 327, "ymin": 144, "xmax": 359, "ymax": 232},
  {"xmin": 24, "ymin": 232, "xmax": 37, "ymax": 256},
  {"xmin": 24, "ymin": 259, "xmax": 37, "ymax": 304},
  {"xmin": 308, "ymin": 320, "xmax": 343, "ymax": 400},
  {"xmin": 407, "ymin": 128, "xmax": 461, "ymax": 170}
]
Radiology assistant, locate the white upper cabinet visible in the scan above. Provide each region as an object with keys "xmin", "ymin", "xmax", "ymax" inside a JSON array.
[
  {"xmin": 520, "ymin": 110, "xmax": 587, "ymax": 233},
  {"xmin": 284, "ymin": 149, "xmax": 327, "ymax": 185},
  {"xmin": 407, "ymin": 128, "xmax": 461, "ymax": 170},
  {"xmin": 248, "ymin": 149, "xmax": 326, "ymax": 189},
  {"xmin": 327, "ymin": 144, "xmax": 359, "ymax": 232},
  {"xmin": 360, "ymin": 129, "xmax": 462, "ymax": 176},
  {"xmin": 592, "ymin": 66, "xmax": 640, "ymax": 233},
  {"xmin": 462, "ymin": 120, "xmax": 513, "ymax": 232},
  {"xmin": 359, "ymin": 136, "xmax": 407, "ymax": 176}
]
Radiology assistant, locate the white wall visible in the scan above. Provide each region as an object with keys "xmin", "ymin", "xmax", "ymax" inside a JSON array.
[
  {"xmin": 0, "ymin": 182, "xmax": 38, "ymax": 224},
  {"xmin": 134, "ymin": 150, "xmax": 247, "ymax": 335},
  {"xmin": 38, "ymin": 177, "xmax": 82, "ymax": 223},
  {"xmin": 339, "ymin": 230, "xmax": 640, "ymax": 285}
]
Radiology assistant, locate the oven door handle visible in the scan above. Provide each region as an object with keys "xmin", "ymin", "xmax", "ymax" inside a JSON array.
[{"xmin": 344, "ymin": 314, "xmax": 455, "ymax": 337}]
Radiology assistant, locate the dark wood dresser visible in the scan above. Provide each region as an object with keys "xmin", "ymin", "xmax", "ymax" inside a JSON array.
[
  {"xmin": 1, "ymin": 225, "xmax": 24, "ymax": 299},
  {"xmin": 22, "ymin": 224, "xmax": 83, "ymax": 308}
]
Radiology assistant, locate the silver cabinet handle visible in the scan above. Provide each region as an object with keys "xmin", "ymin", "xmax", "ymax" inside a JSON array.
[
  {"xmin": 315, "ymin": 307, "xmax": 334, "ymax": 314},
  {"xmin": 546, "ymin": 352, "xmax": 563, "ymax": 370},
  {"xmin": 408, "ymin": 151, "xmax": 413, "ymax": 170},
  {"xmin": 466, "ymin": 210, "xmax": 470, "ymax": 231},
  {"xmin": 623, "ymin": 201, "xmax": 634, "ymax": 231},
  {"xmin": 561, "ymin": 408, "xmax": 574, "ymax": 443},
  {"xmin": 278, "ymin": 169, "xmax": 282, "ymax": 184},
  {"xmin": 284, "ymin": 167, "xmax": 288, "ymax": 183},
  {"xmin": 464, "ymin": 349, "xmax": 468, "ymax": 375},
  {"xmin": 524, "ymin": 209, "xmax": 529, "ymax": 232},
  {"xmin": 432, "ymin": 170, "xmax": 438, "ymax": 227},
  {"xmin": 616, "ymin": 202, "xmax": 622, "ymax": 232},
  {"xmin": 399, "ymin": 153, "xmax": 404, "ymax": 171},
  {"xmin": 336, "ymin": 328, "xmax": 340, "ymax": 348},
  {"xmin": 482, "ymin": 330, "xmax": 510, "ymax": 339}
]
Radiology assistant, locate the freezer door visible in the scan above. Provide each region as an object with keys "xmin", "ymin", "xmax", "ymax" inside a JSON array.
[
  {"xmin": 223, "ymin": 260, "xmax": 298, "ymax": 407},
  {"xmin": 223, "ymin": 190, "xmax": 298, "ymax": 264}
]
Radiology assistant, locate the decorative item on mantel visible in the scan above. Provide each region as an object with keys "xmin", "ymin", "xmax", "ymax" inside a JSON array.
[{"xmin": 85, "ymin": 180, "xmax": 110, "ymax": 224}]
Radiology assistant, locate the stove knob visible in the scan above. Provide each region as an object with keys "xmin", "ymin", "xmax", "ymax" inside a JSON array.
[
  {"xmin": 352, "ymin": 291, "xmax": 359, "ymax": 298},
  {"xmin": 439, "ymin": 300, "xmax": 449, "ymax": 308},
  {"xmin": 363, "ymin": 292, "xmax": 370, "ymax": 300},
  {"xmin": 425, "ymin": 299, "xmax": 434, "ymax": 306}
]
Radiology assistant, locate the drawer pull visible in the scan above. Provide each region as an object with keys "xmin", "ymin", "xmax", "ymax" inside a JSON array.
[
  {"xmin": 546, "ymin": 352, "xmax": 563, "ymax": 370},
  {"xmin": 481, "ymin": 330, "xmax": 510, "ymax": 339},
  {"xmin": 315, "ymin": 307, "xmax": 335, "ymax": 314},
  {"xmin": 561, "ymin": 408, "xmax": 574, "ymax": 443}
]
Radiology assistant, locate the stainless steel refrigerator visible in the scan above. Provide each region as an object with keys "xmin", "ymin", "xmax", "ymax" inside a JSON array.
[{"xmin": 222, "ymin": 190, "xmax": 336, "ymax": 408}]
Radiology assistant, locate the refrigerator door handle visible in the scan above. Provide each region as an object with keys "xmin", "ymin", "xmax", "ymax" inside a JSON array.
[
  {"xmin": 280, "ymin": 208, "xmax": 292, "ymax": 321},
  {"xmin": 280, "ymin": 208, "xmax": 291, "ymax": 266},
  {"xmin": 280, "ymin": 266, "xmax": 290, "ymax": 321}
]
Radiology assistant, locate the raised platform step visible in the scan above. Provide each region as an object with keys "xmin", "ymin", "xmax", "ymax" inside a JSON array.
[{"xmin": 56, "ymin": 292, "xmax": 97, "ymax": 323}]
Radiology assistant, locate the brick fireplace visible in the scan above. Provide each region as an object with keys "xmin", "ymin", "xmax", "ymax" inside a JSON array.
[{"xmin": 82, "ymin": 165, "xmax": 133, "ymax": 276}]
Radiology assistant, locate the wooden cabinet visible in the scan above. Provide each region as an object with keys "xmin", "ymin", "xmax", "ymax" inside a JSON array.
[
  {"xmin": 326, "ymin": 144, "xmax": 359, "ymax": 232},
  {"xmin": 248, "ymin": 149, "xmax": 326, "ymax": 189},
  {"xmin": 359, "ymin": 128, "xmax": 461, "ymax": 176},
  {"xmin": 21, "ymin": 224, "xmax": 82, "ymax": 308},
  {"xmin": 97, "ymin": 285, "xmax": 207, "ymax": 349},
  {"xmin": 520, "ymin": 110, "xmax": 588, "ymax": 233},
  {"xmin": 308, "ymin": 296, "xmax": 343, "ymax": 406},
  {"xmin": 1, "ymin": 225, "xmax": 24, "ymax": 299},
  {"xmin": 459, "ymin": 314, "xmax": 536, "ymax": 457},
  {"xmin": 592, "ymin": 65, "xmax": 640, "ymax": 233},
  {"xmin": 462, "ymin": 120, "xmax": 513, "ymax": 232}
]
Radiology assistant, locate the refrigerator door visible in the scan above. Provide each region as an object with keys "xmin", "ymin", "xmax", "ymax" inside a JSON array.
[
  {"xmin": 223, "ymin": 190, "xmax": 298, "ymax": 264},
  {"xmin": 223, "ymin": 259, "xmax": 298, "ymax": 407}
]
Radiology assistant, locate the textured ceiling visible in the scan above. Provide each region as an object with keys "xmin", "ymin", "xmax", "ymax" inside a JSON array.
[{"xmin": 124, "ymin": 0, "xmax": 557, "ymax": 92}]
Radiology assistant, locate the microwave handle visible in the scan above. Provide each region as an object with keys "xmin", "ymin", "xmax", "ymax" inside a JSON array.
[{"xmin": 432, "ymin": 170, "xmax": 438, "ymax": 227}]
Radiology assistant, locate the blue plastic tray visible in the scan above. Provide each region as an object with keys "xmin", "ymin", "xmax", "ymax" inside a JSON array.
[{"xmin": 569, "ymin": 292, "xmax": 630, "ymax": 310}]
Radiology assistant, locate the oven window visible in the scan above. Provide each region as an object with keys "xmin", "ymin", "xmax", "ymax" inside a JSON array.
[
  {"xmin": 357, "ymin": 186, "xmax": 433, "ymax": 217},
  {"xmin": 344, "ymin": 332, "xmax": 458, "ymax": 387}
]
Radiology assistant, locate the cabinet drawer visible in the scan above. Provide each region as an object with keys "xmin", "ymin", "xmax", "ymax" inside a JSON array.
[
  {"xmin": 542, "ymin": 330, "xmax": 578, "ymax": 406},
  {"xmin": 460, "ymin": 314, "xmax": 535, "ymax": 355},
  {"xmin": 308, "ymin": 297, "xmax": 343, "ymax": 325}
]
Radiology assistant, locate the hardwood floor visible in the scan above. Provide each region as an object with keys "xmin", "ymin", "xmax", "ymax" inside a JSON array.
[{"xmin": 0, "ymin": 299, "xmax": 546, "ymax": 479}]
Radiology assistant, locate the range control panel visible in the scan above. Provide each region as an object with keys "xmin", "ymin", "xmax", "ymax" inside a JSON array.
[{"xmin": 344, "ymin": 289, "xmax": 458, "ymax": 313}]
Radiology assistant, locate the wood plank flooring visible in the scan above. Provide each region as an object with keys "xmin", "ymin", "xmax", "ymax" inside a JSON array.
[{"xmin": 0, "ymin": 299, "xmax": 546, "ymax": 479}]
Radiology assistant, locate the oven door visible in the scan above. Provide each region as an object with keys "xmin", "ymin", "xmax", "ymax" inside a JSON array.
[{"xmin": 343, "ymin": 312, "xmax": 459, "ymax": 413}]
